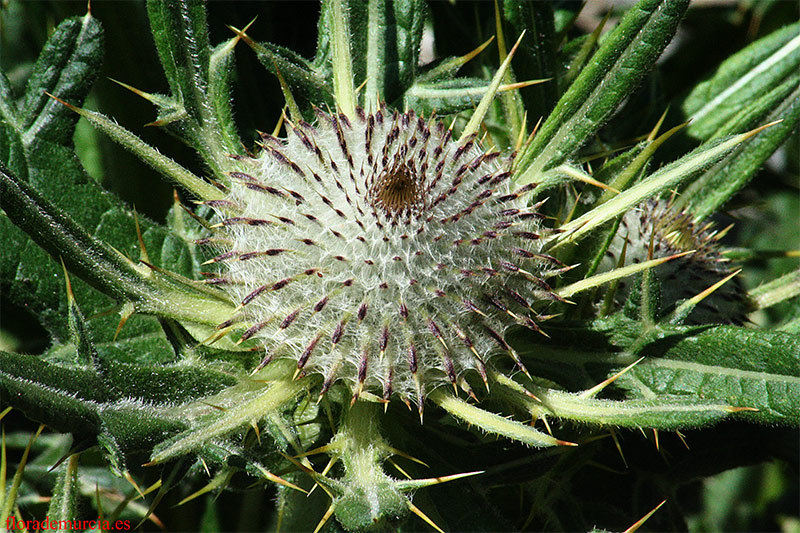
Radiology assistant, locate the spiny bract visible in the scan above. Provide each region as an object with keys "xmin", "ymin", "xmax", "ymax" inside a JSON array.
[
  {"xmin": 603, "ymin": 198, "xmax": 748, "ymax": 324},
  {"xmin": 206, "ymin": 105, "xmax": 563, "ymax": 405}
]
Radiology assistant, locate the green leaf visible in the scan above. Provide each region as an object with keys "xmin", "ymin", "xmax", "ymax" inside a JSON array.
[
  {"xmin": 0, "ymin": 350, "xmax": 107, "ymax": 435},
  {"xmin": 672, "ymin": 24, "xmax": 800, "ymax": 220},
  {"xmin": 146, "ymin": 0, "xmax": 211, "ymax": 123},
  {"xmin": 750, "ymin": 269, "xmax": 800, "ymax": 311},
  {"xmin": 626, "ymin": 269, "xmax": 662, "ymax": 327},
  {"xmin": 145, "ymin": 0, "xmax": 241, "ymax": 175},
  {"xmin": 0, "ymin": 163, "xmax": 152, "ymax": 309},
  {"xmin": 415, "ymin": 38, "xmax": 494, "ymax": 85},
  {"xmin": 516, "ymin": 315, "xmax": 800, "ymax": 426},
  {"xmin": 496, "ymin": 373, "xmax": 733, "ymax": 430},
  {"xmin": 516, "ymin": 0, "xmax": 690, "ymax": 184},
  {"xmin": 364, "ymin": 0, "xmax": 427, "ymax": 106},
  {"xmin": 559, "ymin": 145, "xmax": 649, "ymax": 280},
  {"xmin": 404, "ymin": 78, "xmax": 489, "ymax": 115},
  {"xmin": 101, "ymin": 360, "xmax": 237, "ymax": 404},
  {"xmin": 0, "ymin": 73, "xmax": 28, "ymax": 180},
  {"xmin": 0, "ymin": 339, "xmax": 240, "ymax": 471},
  {"xmin": 199, "ymin": 498, "xmax": 222, "ymax": 533},
  {"xmin": 558, "ymin": 23, "xmax": 604, "ymax": 94},
  {"xmin": 556, "ymin": 253, "xmax": 682, "ymax": 301},
  {"xmin": 274, "ymin": 478, "xmax": 345, "ymax": 532},
  {"xmin": 502, "ymin": 0, "xmax": 557, "ymax": 120},
  {"xmin": 682, "ymin": 23, "xmax": 800, "ymax": 141},
  {"xmin": 676, "ymin": 81, "xmax": 800, "ymax": 220},
  {"xmin": 391, "ymin": 0, "xmax": 427, "ymax": 94},
  {"xmin": 245, "ymin": 38, "xmax": 331, "ymax": 113},
  {"xmin": 704, "ymin": 76, "xmax": 799, "ymax": 141},
  {"xmin": 404, "ymin": 78, "xmax": 539, "ymax": 116},
  {"xmin": 151, "ymin": 370, "xmax": 310, "ymax": 464},
  {"xmin": 315, "ymin": 0, "xmax": 429, "ymax": 111},
  {"xmin": 329, "ymin": 0, "xmax": 357, "ymax": 117},
  {"xmin": 558, "ymin": 121, "xmax": 685, "ymax": 280},
  {"xmin": 619, "ymin": 326, "xmax": 800, "ymax": 425},
  {"xmin": 429, "ymin": 389, "xmax": 565, "ymax": 448},
  {"xmin": 65, "ymin": 272, "xmax": 99, "ymax": 367},
  {"xmin": 0, "ymin": 12, "xmax": 202, "ymax": 345},
  {"xmin": 19, "ymin": 13, "xmax": 103, "ymax": 148},
  {"xmin": 0, "ymin": 164, "xmax": 234, "ymax": 330},
  {"xmin": 550, "ymin": 128, "xmax": 760, "ymax": 249},
  {"xmin": 598, "ymin": 121, "xmax": 685, "ymax": 203},
  {"xmin": 460, "ymin": 32, "xmax": 525, "ymax": 141},
  {"xmin": 47, "ymin": 314, "xmax": 175, "ymax": 366},
  {"xmin": 208, "ymin": 37, "xmax": 246, "ymax": 156},
  {"xmin": 65, "ymin": 104, "xmax": 223, "ymax": 202}
]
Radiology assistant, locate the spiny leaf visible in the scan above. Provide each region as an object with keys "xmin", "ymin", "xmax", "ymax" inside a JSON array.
[
  {"xmin": 565, "ymin": 121, "xmax": 685, "ymax": 282},
  {"xmin": 241, "ymin": 34, "xmax": 331, "ymax": 112},
  {"xmin": 0, "ymin": 163, "xmax": 155, "ymax": 304},
  {"xmin": 0, "ymin": 164, "xmax": 234, "ymax": 329},
  {"xmin": 669, "ymin": 269, "xmax": 743, "ymax": 325},
  {"xmin": 502, "ymin": 0, "xmax": 557, "ymax": 121},
  {"xmin": 598, "ymin": 121, "xmax": 687, "ymax": 205},
  {"xmin": 750, "ymin": 269, "xmax": 800, "ymax": 311},
  {"xmin": 517, "ymin": 315, "xmax": 800, "ymax": 426},
  {"xmin": 617, "ymin": 325, "xmax": 800, "ymax": 425},
  {"xmin": 64, "ymin": 264, "xmax": 101, "ymax": 367},
  {"xmin": 404, "ymin": 78, "xmax": 545, "ymax": 116},
  {"xmin": 19, "ymin": 12, "xmax": 103, "ymax": 148},
  {"xmin": 497, "ymin": 374, "xmax": 734, "ymax": 430},
  {"xmin": 208, "ymin": 36, "xmax": 247, "ymax": 156},
  {"xmin": 516, "ymin": 0, "xmax": 690, "ymax": 184},
  {"xmin": 676, "ymin": 83, "xmax": 800, "ymax": 220},
  {"xmin": 673, "ymin": 24, "xmax": 800, "ymax": 220},
  {"xmin": 49, "ymin": 97, "xmax": 223, "ymax": 202},
  {"xmin": 415, "ymin": 37, "xmax": 494, "ymax": 85},
  {"xmin": 146, "ymin": 0, "xmax": 242, "ymax": 174},
  {"xmin": 0, "ymin": 14, "xmax": 200, "ymax": 345},
  {"xmin": 494, "ymin": 1, "xmax": 525, "ymax": 144},
  {"xmin": 146, "ymin": 0, "xmax": 211, "ymax": 121},
  {"xmin": 460, "ymin": 31, "xmax": 525, "ymax": 141},
  {"xmin": 150, "ymin": 373, "xmax": 311, "ymax": 464},
  {"xmin": 364, "ymin": 0, "xmax": 428, "ymax": 106},
  {"xmin": 549, "ymin": 126, "xmax": 767, "ymax": 249},
  {"xmin": 682, "ymin": 23, "xmax": 800, "ymax": 140},
  {"xmin": 0, "ymin": 350, "xmax": 106, "ymax": 434},
  {"xmin": 557, "ymin": 251, "xmax": 693, "ymax": 299}
]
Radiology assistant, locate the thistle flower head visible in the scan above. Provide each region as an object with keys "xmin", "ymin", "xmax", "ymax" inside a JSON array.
[
  {"xmin": 207, "ymin": 105, "xmax": 559, "ymax": 404},
  {"xmin": 605, "ymin": 198, "xmax": 747, "ymax": 324}
]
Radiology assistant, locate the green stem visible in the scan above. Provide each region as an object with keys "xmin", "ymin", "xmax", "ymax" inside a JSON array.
[
  {"xmin": 332, "ymin": 400, "xmax": 390, "ymax": 483},
  {"xmin": 329, "ymin": 401, "xmax": 408, "ymax": 530}
]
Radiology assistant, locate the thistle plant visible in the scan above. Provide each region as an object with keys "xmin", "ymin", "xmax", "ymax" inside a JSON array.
[{"xmin": 1, "ymin": 1, "xmax": 799, "ymax": 531}]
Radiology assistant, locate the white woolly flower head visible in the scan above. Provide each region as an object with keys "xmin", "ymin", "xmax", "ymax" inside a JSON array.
[{"xmin": 205, "ymin": 105, "xmax": 562, "ymax": 406}]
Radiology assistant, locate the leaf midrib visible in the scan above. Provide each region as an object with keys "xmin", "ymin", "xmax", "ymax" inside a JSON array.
[
  {"xmin": 644, "ymin": 357, "xmax": 800, "ymax": 386},
  {"xmin": 690, "ymin": 33, "xmax": 800, "ymax": 124}
]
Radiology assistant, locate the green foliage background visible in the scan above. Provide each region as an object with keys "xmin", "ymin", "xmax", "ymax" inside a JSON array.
[{"xmin": 1, "ymin": 1, "xmax": 798, "ymax": 531}]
